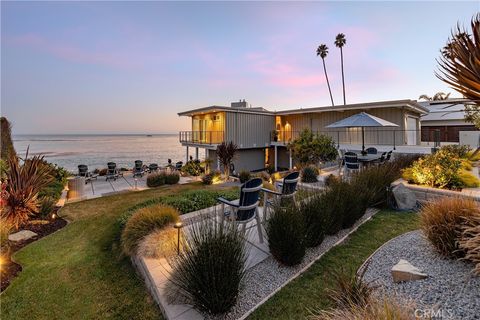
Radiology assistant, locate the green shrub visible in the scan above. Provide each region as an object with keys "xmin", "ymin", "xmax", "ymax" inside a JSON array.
[
  {"xmin": 165, "ymin": 171, "xmax": 180, "ymax": 185},
  {"xmin": 38, "ymin": 196, "xmax": 56, "ymax": 218},
  {"xmin": 301, "ymin": 165, "xmax": 319, "ymax": 183},
  {"xmin": 181, "ymin": 160, "xmax": 203, "ymax": 176},
  {"xmin": 404, "ymin": 146, "xmax": 466, "ymax": 189},
  {"xmin": 420, "ymin": 197, "xmax": 480, "ymax": 258},
  {"xmin": 201, "ymin": 170, "xmax": 221, "ymax": 185},
  {"xmin": 287, "ymin": 128, "xmax": 337, "ymax": 166},
  {"xmin": 121, "ymin": 204, "xmax": 179, "ymax": 256},
  {"xmin": 163, "ymin": 189, "xmax": 238, "ymax": 214},
  {"xmin": 441, "ymin": 144, "xmax": 470, "ymax": 159},
  {"xmin": 266, "ymin": 205, "xmax": 305, "ymax": 266},
  {"xmin": 327, "ymin": 267, "xmax": 373, "ymax": 309},
  {"xmin": 117, "ymin": 198, "xmax": 163, "ymax": 228},
  {"xmin": 238, "ymin": 170, "xmax": 251, "ymax": 183},
  {"xmin": 147, "ymin": 172, "xmax": 166, "ymax": 187},
  {"xmin": 166, "ymin": 217, "xmax": 247, "ymax": 314},
  {"xmin": 299, "ymin": 194, "xmax": 328, "ymax": 247},
  {"xmin": 459, "ymin": 169, "xmax": 480, "ymax": 187}
]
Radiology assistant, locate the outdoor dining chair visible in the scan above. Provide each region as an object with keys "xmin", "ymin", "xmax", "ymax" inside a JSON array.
[
  {"xmin": 385, "ymin": 150, "xmax": 393, "ymax": 162},
  {"xmin": 366, "ymin": 147, "xmax": 378, "ymax": 154},
  {"xmin": 148, "ymin": 163, "xmax": 159, "ymax": 173},
  {"xmin": 217, "ymin": 177, "xmax": 264, "ymax": 243},
  {"xmin": 106, "ymin": 162, "xmax": 120, "ymax": 181},
  {"xmin": 344, "ymin": 152, "xmax": 360, "ymax": 178},
  {"xmin": 133, "ymin": 160, "xmax": 144, "ymax": 178},
  {"xmin": 374, "ymin": 152, "xmax": 387, "ymax": 165},
  {"xmin": 262, "ymin": 171, "xmax": 300, "ymax": 223},
  {"xmin": 77, "ymin": 164, "xmax": 98, "ymax": 184}
]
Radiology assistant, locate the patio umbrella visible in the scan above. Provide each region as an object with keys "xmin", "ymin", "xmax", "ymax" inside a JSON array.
[{"xmin": 326, "ymin": 112, "xmax": 399, "ymax": 151}]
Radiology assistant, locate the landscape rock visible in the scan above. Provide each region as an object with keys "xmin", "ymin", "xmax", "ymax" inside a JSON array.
[
  {"xmin": 8, "ymin": 230, "xmax": 38, "ymax": 242},
  {"xmin": 392, "ymin": 183, "xmax": 417, "ymax": 210},
  {"xmin": 391, "ymin": 259, "xmax": 427, "ymax": 282}
]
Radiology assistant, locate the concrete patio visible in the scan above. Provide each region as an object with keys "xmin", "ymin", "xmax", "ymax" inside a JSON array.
[{"xmin": 67, "ymin": 172, "xmax": 195, "ymax": 202}]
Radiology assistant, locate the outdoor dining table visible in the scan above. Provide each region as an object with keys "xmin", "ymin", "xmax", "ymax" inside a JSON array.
[{"xmin": 356, "ymin": 153, "xmax": 382, "ymax": 167}]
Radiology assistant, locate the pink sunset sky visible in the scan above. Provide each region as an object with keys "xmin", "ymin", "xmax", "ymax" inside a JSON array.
[{"xmin": 1, "ymin": 1, "xmax": 478, "ymax": 134}]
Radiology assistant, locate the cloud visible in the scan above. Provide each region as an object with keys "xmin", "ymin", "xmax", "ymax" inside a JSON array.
[{"xmin": 5, "ymin": 33, "xmax": 141, "ymax": 69}]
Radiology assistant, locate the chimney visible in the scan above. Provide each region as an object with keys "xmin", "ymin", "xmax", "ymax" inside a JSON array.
[{"xmin": 231, "ymin": 100, "xmax": 248, "ymax": 108}]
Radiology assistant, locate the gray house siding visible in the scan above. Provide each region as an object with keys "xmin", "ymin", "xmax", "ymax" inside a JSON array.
[
  {"xmin": 225, "ymin": 112, "xmax": 275, "ymax": 149},
  {"xmin": 208, "ymin": 148, "xmax": 266, "ymax": 172},
  {"xmin": 281, "ymin": 108, "xmax": 412, "ymax": 146}
]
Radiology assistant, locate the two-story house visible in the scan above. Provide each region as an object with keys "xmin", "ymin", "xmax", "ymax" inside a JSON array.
[{"xmin": 178, "ymin": 99, "xmax": 428, "ymax": 173}]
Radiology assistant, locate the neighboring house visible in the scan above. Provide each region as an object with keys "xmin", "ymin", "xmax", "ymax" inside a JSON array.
[
  {"xmin": 420, "ymin": 99, "xmax": 478, "ymax": 143},
  {"xmin": 178, "ymin": 99, "xmax": 428, "ymax": 172}
]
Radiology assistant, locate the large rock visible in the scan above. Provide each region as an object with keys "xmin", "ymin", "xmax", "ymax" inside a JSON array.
[
  {"xmin": 391, "ymin": 259, "xmax": 428, "ymax": 283},
  {"xmin": 8, "ymin": 230, "xmax": 38, "ymax": 242},
  {"xmin": 392, "ymin": 183, "xmax": 417, "ymax": 210}
]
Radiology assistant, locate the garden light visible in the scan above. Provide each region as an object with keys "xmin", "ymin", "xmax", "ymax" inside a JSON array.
[{"xmin": 173, "ymin": 222, "xmax": 184, "ymax": 255}]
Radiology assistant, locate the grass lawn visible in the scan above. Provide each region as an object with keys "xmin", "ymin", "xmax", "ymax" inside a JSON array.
[
  {"xmin": 248, "ymin": 210, "xmax": 419, "ymax": 320},
  {"xmin": 0, "ymin": 182, "xmax": 235, "ymax": 320}
]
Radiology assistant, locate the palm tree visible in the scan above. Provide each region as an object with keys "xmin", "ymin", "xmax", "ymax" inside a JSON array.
[
  {"xmin": 335, "ymin": 33, "xmax": 347, "ymax": 105},
  {"xmin": 316, "ymin": 44, "xmax": 334, "ymax": 106},
  {"xmin": 419, "ymin": 92, "xmax": 451, "ymax": 101}
]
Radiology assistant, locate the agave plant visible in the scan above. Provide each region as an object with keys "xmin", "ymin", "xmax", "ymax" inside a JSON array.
[
  {"xmin": 436, "ymin": 14, "xmax": 480, "ymax": 127},
  {"xmin": 1, "ymin": 151, "xmax": 54, "ymax": 229},
  {"xmin": 216, "ymin": 141, "xmax": 238, "ymax": 179}
]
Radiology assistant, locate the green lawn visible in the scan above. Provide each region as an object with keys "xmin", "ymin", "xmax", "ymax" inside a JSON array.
[
  {"xmin": 0, "ymin": 182, "xmax": 235, "ymax": 320},
  {"xmin": 248, "ymin": 210, "xmax": 419, "ymax": 320},
  {"xmin": 1, "ymin": 186, "xmax": 419, "ymax": 320}
]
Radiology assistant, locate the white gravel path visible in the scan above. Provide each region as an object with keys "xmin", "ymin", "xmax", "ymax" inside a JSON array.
[{"xmin": 362, "ymin": 230, "xmax": 480, "ymax": 320}]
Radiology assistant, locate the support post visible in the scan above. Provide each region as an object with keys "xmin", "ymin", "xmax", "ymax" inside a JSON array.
[
  {"xmin": 195, "ymin": 147, "xmax": 199, "ymax": 160},
  {"xmin": 393, "ymin": 131, "xmax": 396, "ymax": 150},
  {"xmin": 289, "ymin": 150, "xmax": 293, "ymax": 170},
  {"xmin": 186, "ymin": 146, "xmax": 189, "ymax": 163},
  {"xmin": 274, "ymin": 145, "xmax": 278, "ymax": 172},
  {"xmin": 217, "ymin": 154, "xmax": 220, "ymax": 171}
]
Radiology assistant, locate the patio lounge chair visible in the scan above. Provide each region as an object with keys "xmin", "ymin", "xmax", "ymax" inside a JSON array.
[
  {"xmin": 262, "ymin": 171, "xmax": 300, "ymax": 223},
  {"xmin": 175, "ymin": 161, "xmax": 183, "ymax": 170},
  {"xmin": 366, "ymin": 147, "xmax": 377, "ymax": 154},
  {"xmin": 77, "ymin": 164, "xmax": 98, "ymax": 184},
  {"xmin": 344, "ymin": 152, "xmax": 360, "ymax": 178},
  {"xmin": 133, "ymin": 160, "xmax": 144, "ymax": 178},
  {"xmin": 218, "ymin": 178, "xmax": 264, "ymax": 243},
  {"xmin": 106, "ymin": 162, "xmax": 120, "ymax": 181},
  {"xmin": 148, "ymin": 163, "xmax": 159, "ymax": 173}
]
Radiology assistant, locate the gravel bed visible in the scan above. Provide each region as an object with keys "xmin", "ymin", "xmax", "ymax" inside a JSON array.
[
  {"xmin": 205, "ymin": 208, "xmax": 378, "ymax": 320},
  {"xmin": 362, "ymin": 230, "xmax": 480, "ymax": 320}
]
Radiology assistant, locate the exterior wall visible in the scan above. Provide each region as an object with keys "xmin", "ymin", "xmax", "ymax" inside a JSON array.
[
  {"xmin": 277, "ymin": 107, "xmax": 418, "ymax": 146},
  {"xmin": 208, "ymin": 148, "xmax": 266, "ymax": 172},
  {"xmin": 225, "ymin": 111, "xmax": 275, "ymax": 149},
  {"xmin": 422, "ymin": 124, "xmax": 478, "ymax": 143}
]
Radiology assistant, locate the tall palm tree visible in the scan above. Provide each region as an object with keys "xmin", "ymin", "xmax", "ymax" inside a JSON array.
[
  {"xmin": 335, "ymin": 33, "xmax": 347, "ymax": 105},
  {"xmin": 316, "ymin": 44, "xmax": 334, "ymax": 106}
]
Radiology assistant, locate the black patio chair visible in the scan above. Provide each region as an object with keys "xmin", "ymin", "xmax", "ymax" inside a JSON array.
[
  {"xmin": 344, "ymin": 152, "xmax": 360, "ymax": 178},
  {"xmin": 262, "ymin": 171, "xmax": 300, "ymax": 222},
  {"xmin": 366, "ymin": 147, "xmax": 378, "ymax": 154},
  {"xmin": 385, "ymin": 150, "xmax": 393, "ymax": 162},
  {"xmin": 148, "ymin": 163, "xmax": 159, "ymax": 173},
  {"xmin": 175, "ymin": 161, "xmax": 183, "ymax": 170},
  {"xmin": 133, "ymin": 160, "xmax": 144, "ymax": 178},
  {"xmin": 106, "ymin": 162, "xmax": 119, "ymax": 181},
  {"xmin": 218, "ymin": 178, "xmax": 264, "ymax": 243},
  {"xmin": 78, "ymin": 164, "xmax": 98, "ymax": 184}
]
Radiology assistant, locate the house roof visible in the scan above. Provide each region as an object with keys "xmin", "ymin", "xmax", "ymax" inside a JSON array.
[
  {"xmin": 274, "ymin": 99, "xmax": 429, "ymax": 115},
  {"xmin": 420, "ymin": 99, "xmax": 468, "ymax": 122},
  {"xmin": 178, "ymin": 99, "xmax": 429, "ymax": 117},
  {"xmin": 177, "ymin": 105, "xmax": 273, "ymax": 117}
]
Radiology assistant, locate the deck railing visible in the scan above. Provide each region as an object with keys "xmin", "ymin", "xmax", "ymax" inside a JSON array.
[
  {"xmin": 271, "ymin": 129, "xmax": 440, "ymax": 149},
  {"xmin": 179, "ymin": 131, "xmax": 224, "ymax": 145}
]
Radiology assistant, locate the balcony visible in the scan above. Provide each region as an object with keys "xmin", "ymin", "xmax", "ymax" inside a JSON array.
[
  {"xmin": 271, "ymin": 129, "xmax": 429, "ymax": 148},
  {"xmin": 179, "ymin": 131, "xmax": 224, "ymax": 145}
]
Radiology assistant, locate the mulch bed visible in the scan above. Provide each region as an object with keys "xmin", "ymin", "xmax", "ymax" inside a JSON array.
[{"xmin": 1, "ymin": 207, "xmax": 67, "ymax": 292}]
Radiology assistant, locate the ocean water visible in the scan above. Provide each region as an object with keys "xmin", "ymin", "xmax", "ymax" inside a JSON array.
[{"xmin": 13, "ymin": 134, "xmax": 190, "ymax": 172}]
